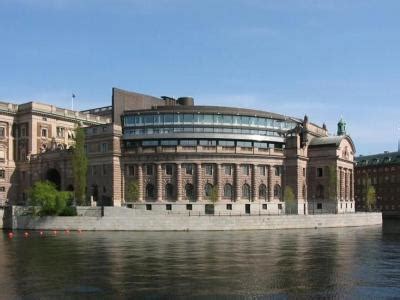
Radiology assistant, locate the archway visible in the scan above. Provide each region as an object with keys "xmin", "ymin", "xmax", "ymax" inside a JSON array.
[{"xmin": 46, "ymin": 168, "xmax": 61, "ymax": 190}]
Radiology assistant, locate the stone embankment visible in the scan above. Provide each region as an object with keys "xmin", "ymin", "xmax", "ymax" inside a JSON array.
[{"xmin": 2, "ymin": 206, "xmax": 383, "ymax": 231}]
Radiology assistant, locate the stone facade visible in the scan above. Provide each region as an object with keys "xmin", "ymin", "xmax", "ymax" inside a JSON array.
[{"xmin": 0, "ymin": 88, "xmax": 356, "ymax": 216}]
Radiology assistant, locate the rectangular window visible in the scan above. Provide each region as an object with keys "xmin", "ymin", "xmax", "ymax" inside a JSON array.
[
  {"xmin": 237, "ymin": 141, "xmax": 252, "ymax": 148},
  {"xmin": 226, "ymin": 204, "xmax": 232, "ymax": 210},
  {"xmin": 102, "ymin": 165, "xmax": 107, "ymax": 175},
  {"xmin": 259, "ymin": 165, "xmax": 266, "ymax": 176},
  {"xmin": 165, "ymin": 164, "xmax": 173, "ymax": 175},
  {"xmin": 142, "ymin": 140, "xmax": 158, "ymax": 147},
  {"xmin": 146, "ymin": 204, "xmax": 152, "ymax": 210},
  {"xmin": 205, "ymin": 164, "xmax": 213, "ymax": 175},
  {"xmin": 218, "ymin": 140, "xmax": 235, "ymax": 147},
  {"xmin": 0, "ymin": 170, "xmax": 4, "ymax": 179},
  {"xmin": 166, "ymin": 204, "xmax": 172, "ymax": 211},
  {"xmin": 101, "ymin": 143, "xmax": 108, "ymax": 152},
  {"xmin": 20, "ymin": 126, "xmax": 26, "ymax": 137},
  {"xmin": 41, "ymin": 128, "xmax": 48, "ymax": 137},
  {"xmin": 186, "ymin": 204, "xmax": 193, "ymax": 210},
  {"xmin": 275, "ymin": 166, "xmax": 282, "ymax": 176},
  {"xmin": 56, "ymin": 127, "xmax": 65, "ymax": 138},
  {"xmin": 199, "ymin": 140, "xmax": 216, "ymax": 146},
  {"xmin": 262, "ymin": 204, "xmax": 268, "ymax": 210},
  {"xmin": 317, "ymin": 168, "xmax": 323, "ymax": 177},
  {"xmin": 0, "ymin": 187, "xmax": 5, "ymax": 192},
  {"xmin": 146, "ymin": 164, "xmax": 153, "ymax": 176},
  {"xmin": 224, "ymin": 165, "xmax": 232, "ymax": 175},
  {"xmin": 242, "ymin": 165, "xmax": 250, "ymax": 176},
  {"xmin": 317, "ymin": 203, "xmax": 322, "ymax": 209},
  {"xmin": 184, "ymin": 164, "xmax": 193, "ymax": 175},
  {"xmin": 278, "ymin": 204, "xmax": 282, "ymax": 210},
  {"xmin": 0, "ymin": 127, "xmax": 5, "ymax": 137},
  {"xmin": 128, "ymin": 165, "xmax": 135, "ymax": 176},
  {"xmin": 180, "ymin": 140, "xmax": 197, "ymax": 146},
  {"xmin": 161, "ymin": 140, "xmax": 178, "ymax": 146}
]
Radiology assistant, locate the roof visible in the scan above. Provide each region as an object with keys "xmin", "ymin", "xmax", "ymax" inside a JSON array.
[
  {"xmin": 309, "ymin": 135, "xmax": 356, "ymax": 153},
  {"xmin": 356, "ymin": 151, "xmax": 400, "ymax": 166}
]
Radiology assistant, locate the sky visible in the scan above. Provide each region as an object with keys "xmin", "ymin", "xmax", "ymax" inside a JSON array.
[{"xmin": 1, "ymin": 0, "xmax": 399, "ymax": 155}]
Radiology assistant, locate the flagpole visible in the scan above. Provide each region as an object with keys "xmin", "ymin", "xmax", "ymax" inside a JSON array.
[{"xmin": 72, "ymin": 93, "xmax": 75, "ymax": 111}]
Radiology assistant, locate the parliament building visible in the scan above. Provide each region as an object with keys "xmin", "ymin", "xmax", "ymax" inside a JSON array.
[{"xmin": 0, "ymin": 88, "xmax": 356, "ymax": 215}]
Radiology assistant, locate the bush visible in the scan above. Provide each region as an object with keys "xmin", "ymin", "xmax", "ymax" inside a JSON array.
[
  {"xmin": 28, "ymin": 181, "xmax": 73, "ymax": 216},
  {"xmin": 59, "ymin": 206, "xmax": 77, "ymax": 216}
]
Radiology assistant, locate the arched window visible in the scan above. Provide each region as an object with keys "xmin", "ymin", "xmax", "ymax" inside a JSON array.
[
  {"xmin": 316, "ymin": 184, "xmax": 324, "ymax": 199},
  {"xmin": 223, "ymin": 183, "xmax": 233, "ymax": 200},
  {"xmin": 165, "ymin": 183, "xmax": 174, "ymax": 200},
  {"xmin": 185, "ymin": 183, "xmax": 195, "ymax": 201},
  {"xmin": 259, "ymin": 184, "xmax": 267, "ymax": 200},
  {"xmin": 242, "ymin": 184, "xmax": 251, "ymax": 200},
  {"xmin": 274, "ymin": 184, "xmax": 282, "ymax": 200},
  {"xmin": 146, "ymin": 183, "xmax": 155, "ymax": 200},
  {"xmin": 204, "ymin": 183, "xmax": 213, "ymax": 198}
]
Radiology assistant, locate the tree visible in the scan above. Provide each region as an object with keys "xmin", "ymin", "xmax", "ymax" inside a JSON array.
[
  {"xmin": 326, "ymin": 165, "xmax": 338, "ymax": 201},
  {"xmin": 29, "ymin": 181, "xmax": 73, "ymax": 216},
  {"xmin": 283, "ymin": 186, "xmax": 296, "ymax": 214},
  {"xmin": 72, "ymin": 125, "xmax": 88, "ymax": 205},
  {"xmin": 209, "ymin": 184, "xmax": 219, "ymax": 203},
  {"xmin": 365, "ymin": 184, "xmax": 376, "ymax": 211},
  {"xmin": 126, "ymin": 180, "xmax": 140, "ymax": 206}
]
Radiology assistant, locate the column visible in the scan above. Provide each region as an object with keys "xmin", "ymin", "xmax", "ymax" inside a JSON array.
[
  {"xmin": 234, "ymin": 164, "xmax": 241, "ymax": 201},
  {"xmin": 156, "ymin": 163, "xmax": 162, "ymax": 201},
  {"xmin": 138, "ymin": 164, "xmax": 143, "ymax": 201},
  {"xmin": 344, "ymin": 169, "xmax": 349, "ymax": 201},
  {"xmin": 340, "ymin": 167, "xmax": 345, "ymax": 201},
  {"xmin": 267, "ymin": 165, "xmax": 273, "ymax": 202},
  {"xmin": 252, "ymin": 164, "xmax": 258, "ymax": 202},
  {"xmin": 176, "ymin": 163, "xmax": 182, "ymax": 201},
  {"xmin": 216, "ymin": 163, "xmax": 222, "ymax": 201},
  {"xmin": 350, "ymin": 169, "xmax": 354, "ymax": 201},
  {"xmin": 196, "ymin": 163, "xmax": 202, "ymax": 201}
]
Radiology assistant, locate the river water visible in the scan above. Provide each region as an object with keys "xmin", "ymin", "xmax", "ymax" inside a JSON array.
[{"xmin": 1, "ymin": 221, "xmax": 400, "ymax": 299}]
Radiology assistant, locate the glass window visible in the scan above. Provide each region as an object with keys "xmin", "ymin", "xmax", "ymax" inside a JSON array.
[
  {"xmin": 275, "ymin": 166, "xmax": 282, "ymax": 176},
  {"xmin": 184, "ymin": 164, "xmax": 193, "ymax": 175},
  {"xmin": 146, "ymin": 165, "xmax": 153, "ymax": 176},
  {"xmin": 205, "ymin": 164, "xmax": 213, "ymax": 175},
  {"xmin": 242, "ymin": 165, "xmax": 250, "ymax": 176},
  {"xmin": 241, "ymin": 116, "xmax": 250, "ymax": 126},
  {"xmin": 164, "ymin": 114, "xmax": 174, "ymax": 124},
  {"xmin": 127, "ymin": 165, "xmax": 135, "ymax": 176},
  {"xmin": 249, "ymin": 117, "xmax": 257, "ymax": 126},
  {"xmin": 259, "ymin": 165, "xmax": 266, "ymax": 176},
  {"xmin": 180, "ymin": 140, "xmax": 197, "ymax": 146},
  {"xmin": 101, "ymin": 143, "xmax": 108, "ymax": 152},
  {"xmin": 204, "ymin": 183, "xmax": 213, "ymax": 197},
  {"xmin": 218, "ymin": 140, "xmax": 235, "ymax": 147},
  {"xmin": 214, "ymin": 114, "xmax": 223, "ymax": 124},
  {"xmin": 185, "ymin": 184, "xmax": 195, "ymax": 201},
  {"xmin": 224, "ymin": 184, "xmax": 233, "ymax": 199},
  {"xmin": 237, "ymin": 141, "xmax": 252, "ymax": 148},
  {"xmin": 233, "ymin": 115, "xmax": 241, "ymax": 125},
  {"xmin": 0, "ymin": 169, "xmax": 5, "ymax": 179},
  {"xmin": 183, "ymin": 127, "xmax": 193, "ymax": 132},
  {"xmin": 199, "ymin": 140, "xmax": 216, "ymax": 146},
  {"xmin": 142, "ymin": 140, "xmax": 158, "ymax": 147},
  {"xmin": 223, "ymin": 115, "xmax": 233, "ymax": 124},
  {"xmin": 135, "ymin": 115, "xmax": 143, "ymax": 125},
  {"xmin": 254, "ymin": 142, "xmax": 268, "ymax": 148},
  {"xmin": 144, "ymin": 115, "xmax": 154, "ymax": 124},
  {"xmin": 174, "ymin": 114, "xmax": 182, "ymax": 124},
  {"xmin": 203, "ymin": 114, "xmax": 213, "ymax": 124},
  {"xmin": 41, "ymin": 128, "xmax": 47, "ymax": 137},
  {"xmin": 161, "ymin": 140, "xmax": 178, "ymax": 146},
  {"xmin": 165, "ymin": 164, "xmax": 173, "ymax": 175},
  {"xmin": 183, "ymin": 114, "xmax": 194, "ymax": 123},
  {"xmin": 222, "ymin": 128, "xmax": 233, "ymax": 133},
  {"xmin": 259, "ymin": 184, "xmax": 267, "ymax": 200},
  {"xmin": 242, "ymin": 184, "xmax": 251, "ymax": 199},
  {"xmin": 224, "ymin": 165, "xmax": 232, "ymax": 175}
]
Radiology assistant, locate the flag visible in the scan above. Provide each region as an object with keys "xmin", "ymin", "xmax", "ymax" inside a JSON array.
[{"xmin": 72, "ymin": 93, "xmax": 76, "ymax": 99}]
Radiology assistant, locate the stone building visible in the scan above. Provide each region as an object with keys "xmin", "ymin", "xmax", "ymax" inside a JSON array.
[
  {"xmin": 355, "ymin": 151, "xmax": 400, "ymax": 216},
  {"xmin": 0, "ymin": 88, "xmax": 356, "ymax": 215}
]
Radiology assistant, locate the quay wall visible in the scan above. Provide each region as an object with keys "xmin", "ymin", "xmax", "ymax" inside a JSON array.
[{"xmin": 5, "ymin": 207, "xmax": 383, "ymax": 231}]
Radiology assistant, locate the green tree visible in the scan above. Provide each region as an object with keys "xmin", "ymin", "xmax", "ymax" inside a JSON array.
[
  {"xmin": 283, "ymin": 186, "xmax": 296, "ymax": 214},
  {"xmin": 326, "ymin": 165, "xmax": 338, "ymax": 201},
  {"xmin": 29, "ymin": 181, "xmax": 73, "ymax": 216},
  {"xmin": 72, "ymin": 125, "xmax": 88, "ymax": 205},
  {"xmin": 209, "ymin": 184, "xmax": 219, "ymax": 203},
  {"xmin": 126, "ymin": 180, "xmax": 140, "ymax": 206},
  {"xmin": 365, "ymin": 183, "xmax": 376, "ymax": 211}
]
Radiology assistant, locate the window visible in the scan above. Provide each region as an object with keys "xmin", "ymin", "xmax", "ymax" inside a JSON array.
[
  {"xmin": 259, "ymin": 165, "xmax": 266, "ymax": 176},
  {"xmin": 184, "ymin": 164, "xmax": 193, "ymax": 175},
  {"xmin": 146, "ymin": 204, "xmax": 152, "ymax": 210},
  {"xmin": 180, "ymin": 140, "xmax": 197, "ymax": 146},
  {"xmin": 278, "ymin": 204, "xmax": 283, "ymax": 210},
  {"xmin": 102, "ymin": 165, "xmax": 107, "ymax": 175},
  {"xmin": 262, "ymin": 204, "xmax": 268, "ymax": 210},
  {"xmin": 128, "ymin": 165, "xmax": 135, "ymax": 176},
  {"xmin": 56, "ymin": 127, "xmax": 65, "ymax": 138},
  {"xmin": 185, "ymin": 183, "xmax": 195, "ymax": 201},
  {"xmin": 165, "ymin": 183, "xmax": 174, "ymax": 200},
  {"xmin": 0, "ymin": 187, "xmax": 5, "ymax": 192},
  {"xmin": 101, "ymin": 143, "xmax": 108, "ymax": 152},
  {"xmin": 226, "ymin": 204, "xmax": 232, "ymax": 210},
  {"xmin": 41, "ymin": 128, "xmax": 48, "ymax": 137},
  {"xmin": 20, "ymin": 126, "xmax": 26, "ymax": 137},
  {"xmin": 242, "ymin": 184, "xmax": 251, "ymax": 200},
  {"xmin": 274, "ymin": 184, "xmax": 282, "ymax": 200},
  {"xmin": 275, "ymin": 166, "xmax": 282, "ymax": 176},
  {"xmin": 316, "ymin": 184, "xmax": 324, "ymax": 199},
  {"xmin": 317, "ymin": 168, "xmax": 323, "ymax": 177},
  {"xmin": 186, "ymin": 204, "xmax": 193, "ymax": 210},
  {"xmin": 165, "ymin": 164, "xmax": 173, "ymax": 175},
  {"xmin": 199, "ymin": 140, "xmax": 216, "ymax": 146},
  {"xmin": 259, "ymin": 184, "xmax": 267, "ymax": 200},
  {"xmin": 303, "ymin": 168, "xmax": 306, "ymax": 177},
  {"xmin": 161, "ymin": 140, "xmax": 178, "ymax": 146},
  {"xmin": 204, "ymin": 183, "xmax": 213, "ymax": 198},
  {"xmin": 0, "ymin": 127, "xmax": 5, "ymax": 137},
  {"xmin": 0, "ymin": 169, "xmax": 5, "ymax": 179},
  {"xmin": 146, "ymin": 184, "xmax": 155, "ymax": 199},
  {"xmin": 317, "ymin": 203, "xmax": 322, "ymax": 209},
  {"xmin": 224, "ymin": 165, "xmax": 232, "ymax": 175},
  {"xmin": 205, "ymin": 164, "xmax": 213, "ymax": 176},
  {"xmin": 146, "ymin": 164, "xmax": 153, "ymax": 176},
  {"xmin": 166, "ymin": 204, "xmax": 172, "ymax": 211},
  {"xmin": 242, "ymin": 165, "xmax": 250, "ymax": 176},
  {"xmin": 224, "ymin": 184, "xmax": 233, "ymax": 200},
  {"xmin": 142, "ymin": 140, "xmax": 158, "ymax": 147},
  {"xmin": 0, "ymin": 149, "xmax": 5, "ymax": 162}
]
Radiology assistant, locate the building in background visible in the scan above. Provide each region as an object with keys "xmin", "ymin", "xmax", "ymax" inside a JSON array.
[
  {"xmin": 0, "ymin": 88, "xmax": 356, "ymax": 215},
  {"xmin": 355, "ymin": 151, "xmax": 400, "ymax": 216}
]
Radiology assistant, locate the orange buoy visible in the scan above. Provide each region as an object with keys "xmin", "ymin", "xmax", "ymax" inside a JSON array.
[
  {"xmin": 65, "ymin": 230, "xmax": 70, "ymax": 234},
  {"xmin": 53, "ymin": 230, "xmax": 57, "ymax": 235},
  {"xmin": 39, "ymin": 231, "xmax": 44, "ymax": 236},
  {"xmin": 24, "ymin": 232, "xmax": 29, "ymax": 238},
  {"xmin": 8, "ymin": 232, "xmax": 14, "ymax": 239},
  {"xmin": 78, "ymin": 229, "xmax": 82, "ymax": 233}
]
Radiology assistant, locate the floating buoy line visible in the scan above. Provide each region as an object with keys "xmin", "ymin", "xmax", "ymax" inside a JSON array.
[{"xmin": 6, "ymin": 229, "xmax": 83, "ymax": 239}]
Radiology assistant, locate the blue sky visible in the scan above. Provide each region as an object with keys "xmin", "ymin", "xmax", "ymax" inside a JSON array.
[{"xmin": 1, "ymin": 0, "xmax": 399, "ymax": 155}]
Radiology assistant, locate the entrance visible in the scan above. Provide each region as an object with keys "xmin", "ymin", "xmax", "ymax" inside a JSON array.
[
  {"xmin": 245, "ymin": 204, "xmax": 251, "ymax": 214},
  {"xmin": 46, "ymin": 168, "xmax": 61, "ymax": 190}
]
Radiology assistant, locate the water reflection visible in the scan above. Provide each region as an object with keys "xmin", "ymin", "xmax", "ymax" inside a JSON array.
[{"xmin": 1, "ymin": 223, "xmax": 400, "ymax": 298}]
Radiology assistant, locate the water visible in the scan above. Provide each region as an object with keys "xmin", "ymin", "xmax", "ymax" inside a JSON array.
[{"xmin": 1, "ymin": 221, "xmax": 400, "ymax": 299}]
